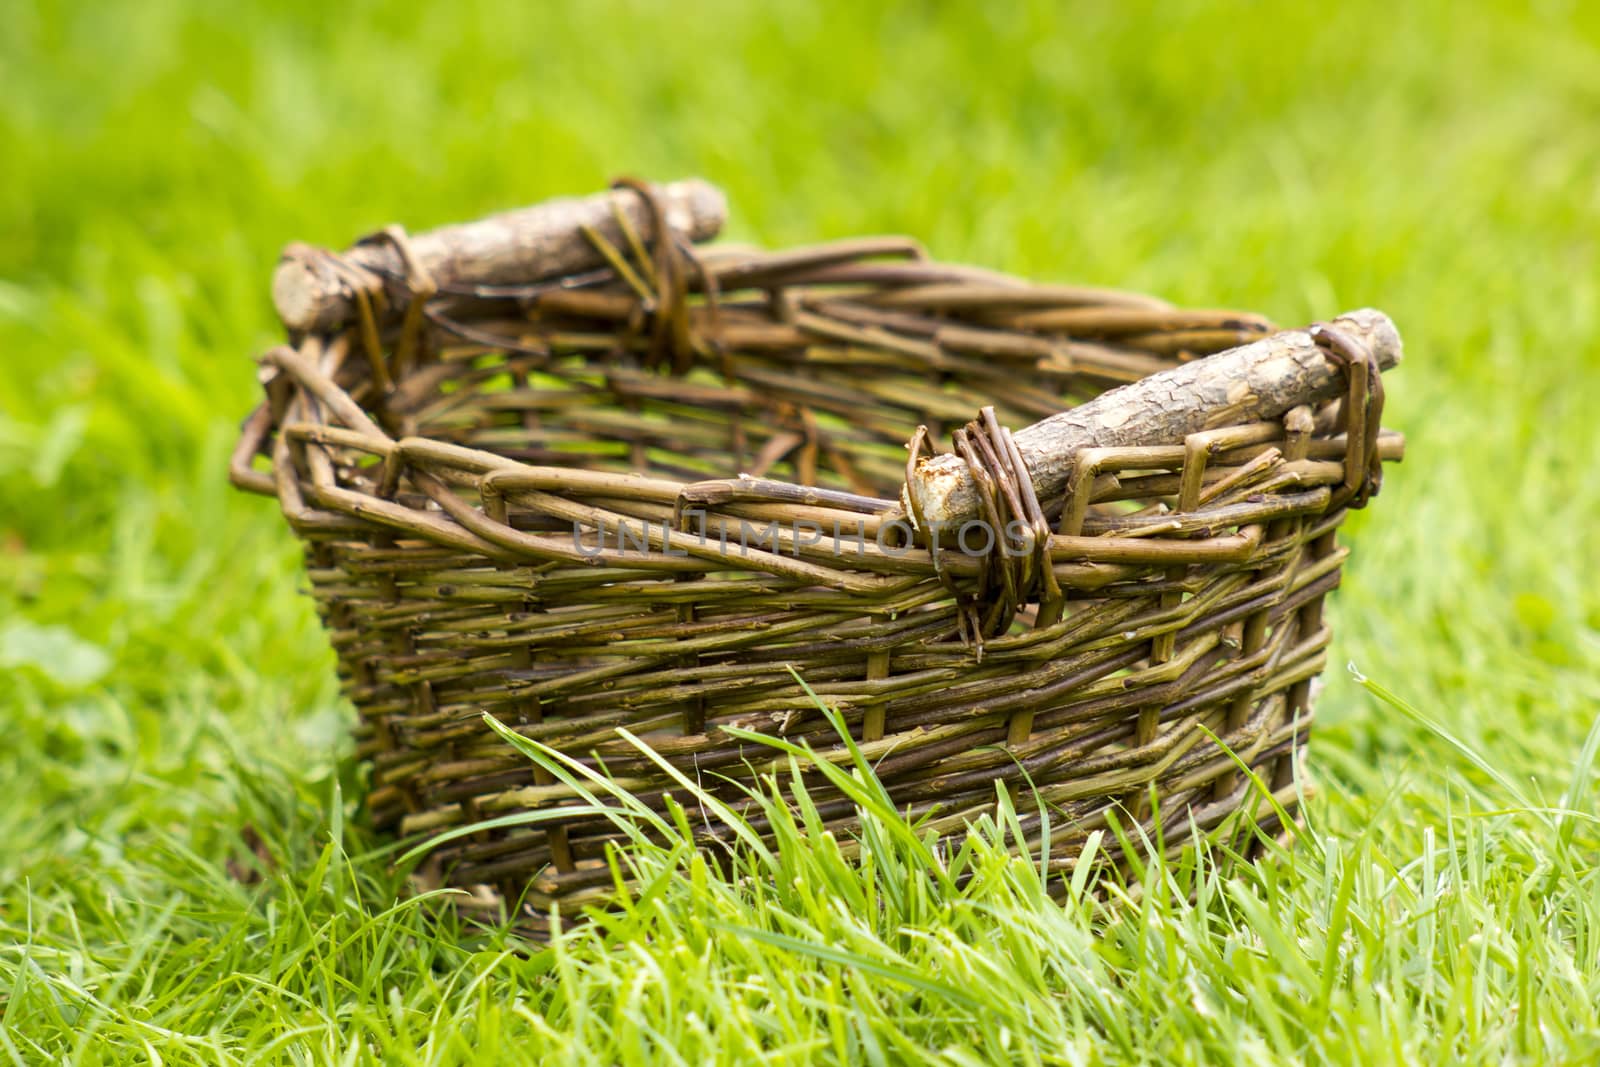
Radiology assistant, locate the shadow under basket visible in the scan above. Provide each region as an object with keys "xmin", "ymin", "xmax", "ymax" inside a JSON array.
[{"xmin": 232, "ymin": 179, "xmax": 1403, "ymax": 925}]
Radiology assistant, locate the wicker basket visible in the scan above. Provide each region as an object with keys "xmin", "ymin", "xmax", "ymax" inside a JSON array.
[{"xmin": 232, "ymin": 179, "xmax": 1402, "ymax": 919}]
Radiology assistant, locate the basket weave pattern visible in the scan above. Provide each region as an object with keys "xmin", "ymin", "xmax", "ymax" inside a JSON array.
[{"xmin": 233, "ymin": 185, "xmax": 1401, "ymax": 914}]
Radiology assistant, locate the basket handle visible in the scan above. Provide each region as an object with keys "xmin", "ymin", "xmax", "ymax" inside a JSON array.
[
  {"xmin": 271, "ymin": 178, "xmax": 728, "ymax": 333},
  {"xmin": 902, "ymin": 307, "xmax": 1402, "ymax": 528}
]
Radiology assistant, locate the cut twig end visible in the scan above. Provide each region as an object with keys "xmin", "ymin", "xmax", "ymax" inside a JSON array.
[
  {"xmin": 1323, "ymin": 307, "xmax": 1403, "ymax": 369},
  {"xmin": 675, "ymin": 178, "xmax": 729, "ymax": 236},
  {"xmin": 271, "ymin": 247, "xmax": 335, "ymax": 333}
]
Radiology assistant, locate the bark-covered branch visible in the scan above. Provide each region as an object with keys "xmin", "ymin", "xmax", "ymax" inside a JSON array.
[
  {"xmin": 272, "ymin": 178, "xmax": 728, "ymax": 332},
  {"xmin": 903, "ymin": 308, "xmax": 1402, "ymax": 526}
]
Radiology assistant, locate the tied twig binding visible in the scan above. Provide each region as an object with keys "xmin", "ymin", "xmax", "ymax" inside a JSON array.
[
  {"xmin": 587, "ymin": 177, "xmax": 722, "ymax": 377},
  {"xmin": 905, "ymin": 409, "xmax": 1064, "ymax": 657},
  {"xmin": 1308, "ymin": 321, "xmax": 1386, "ymax": 508}
]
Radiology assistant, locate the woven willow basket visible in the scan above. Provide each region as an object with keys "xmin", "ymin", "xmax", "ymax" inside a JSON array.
[{"xmin": 232, "ymin": 179, "xmax": 1402, "ymax": 919}]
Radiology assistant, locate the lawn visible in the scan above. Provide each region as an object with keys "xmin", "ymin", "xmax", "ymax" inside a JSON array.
[{"xmin": 3, "ymin": 0, "xmax": 1599, "ymax": 1062}]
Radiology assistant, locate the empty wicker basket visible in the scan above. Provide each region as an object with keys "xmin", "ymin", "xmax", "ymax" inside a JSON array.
[{"xmin": 231, "ymin": 178, "xmax": 1403, "ymax": 919}]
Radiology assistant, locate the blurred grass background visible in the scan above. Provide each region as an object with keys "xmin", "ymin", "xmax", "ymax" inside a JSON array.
[{"xmin": 2, "ymin": 1, "xmax": 1599, "ymax": 1062}]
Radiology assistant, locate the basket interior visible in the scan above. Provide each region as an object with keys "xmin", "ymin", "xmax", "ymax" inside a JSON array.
[{"xmin": 371, "ymin": 248, "xmax": 1275, "ymax": 518}]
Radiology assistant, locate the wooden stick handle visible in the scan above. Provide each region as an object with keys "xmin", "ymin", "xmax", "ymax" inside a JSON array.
[
  {"xmin": 272, "ymin": 178, "xmax": 728, "ymax": 333},
  {"xmin": 903, "ymin": 307, "xmax": 1402, "ymax": 527}
]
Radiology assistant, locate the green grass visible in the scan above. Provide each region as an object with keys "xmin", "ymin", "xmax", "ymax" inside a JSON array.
[{"xmin": 3, "ymin": 0, "xmax": 1600, "ymax": 1061}]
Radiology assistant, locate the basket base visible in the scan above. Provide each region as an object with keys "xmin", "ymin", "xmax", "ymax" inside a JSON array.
[{"xmin": 420, "ymin": 745, "xmax": 1314, "ymax": 940}]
